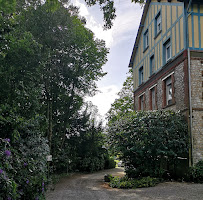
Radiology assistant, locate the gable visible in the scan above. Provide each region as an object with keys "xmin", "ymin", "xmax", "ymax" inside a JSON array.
[{"xmin": 131, "ymin": 0, "xmax": 186, "ymax": 90}]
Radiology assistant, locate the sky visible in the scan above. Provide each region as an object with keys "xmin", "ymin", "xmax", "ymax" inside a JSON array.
[{"xmin": 71, "ymin": 0, "xmax": 143, "ymax": 120}]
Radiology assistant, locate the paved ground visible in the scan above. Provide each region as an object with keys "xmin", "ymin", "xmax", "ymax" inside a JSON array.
[{"xmin": 46, "ymin": 167, "xmax": 203, "ymax": 200}]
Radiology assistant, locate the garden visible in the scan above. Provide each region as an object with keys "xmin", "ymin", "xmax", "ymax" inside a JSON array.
[
  {"xmin": 0, "ymin": 1, "xmax": 202, "ymax": 199},
  {"xmin": 0, "ymin": 0, "xmax": 113, "ymax": 199}
]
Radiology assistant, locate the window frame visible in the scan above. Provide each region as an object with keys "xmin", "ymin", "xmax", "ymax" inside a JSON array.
[
  {"xmin": 150, "ymin": 54, "xmax": 155, "ymax": 75},
  {"xmin": 163, "ymin": 38, "xmax": 171, "ymax": 64},
  {"xmin": 139, "ymin": 66, "xmax": 144, "ymax": 85},
  {"xmin": 165, "ymin": 41, "xmax": 171, "ymax": 62},
  {"xmin": 162, "ymin": 73, "xmax": 175, "ymax": 108},
  {"xmin": 139, "ymin": 93, "xmax": 145, "ymax": 111},
  {"xmin": 165, "ymin": 77, "xmax": 172, "ymax": 106},
  {"xmin": 149, "ymin": 85, "xmax": 157, "ymax": 110},
  {"xmin": 155, "ymin": 11, "xmax": 162, "ymax": 37},
  {"xmin": 143, "ymin": 29, "xmax": 149, "ymax": 51}
]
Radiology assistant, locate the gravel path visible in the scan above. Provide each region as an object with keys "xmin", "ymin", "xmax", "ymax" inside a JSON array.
[{"xmin": 46, "ymin": 167, "xmax": 203, "ymax": 200}]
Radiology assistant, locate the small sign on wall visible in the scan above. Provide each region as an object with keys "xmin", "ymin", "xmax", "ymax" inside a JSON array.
[{"xmin": 46, "ymin": 155, "xmax": 52, "ymax": 162}]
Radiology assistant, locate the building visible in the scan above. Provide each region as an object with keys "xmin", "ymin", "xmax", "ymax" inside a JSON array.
[{"xmin": 129, "ymin": 0, "xmax": 203, "ymax": 165}]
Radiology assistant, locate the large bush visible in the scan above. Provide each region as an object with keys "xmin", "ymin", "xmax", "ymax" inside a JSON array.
[
  {"xmin": 107, "ymin": 110, "xmax": 189, "ymax": 178},
  {"xmin": 188, "ymin": 160, "xmax": 203, "ymax": 183},
  {"xmin": 0, "ymin": 118, "xmax": 49, "ymax": 200}
]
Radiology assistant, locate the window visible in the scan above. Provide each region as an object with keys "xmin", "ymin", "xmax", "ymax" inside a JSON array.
[
  {"xmin": 139, "ymin": 94, "xmax": 145, "ymax": 111},
  {"xmin": 150, "ymin": 55, "xmax": 155, "ymax": 75},
  {"xmin": 139, "ymin": 66, "xmax": 144, "ymax": 85},
  {"xmin": 144, "ymin": 29, "xmax": 149, "ymax": 50},
  {"xmin": 163, "ymin": 39, "xmax": 171, "ymax": 64},
  {"xmin": 162, "ymin": 73, "xmax": 175, "ymax": 107},
  {"xmin": 150, "ymin": 87, "xmax": 157, "ymax": 110},
  {"xmin": 165, "ymin": 77, "xmax": 172, "ymax": 105},
  {"xmin": 155, "ymin": 12, "xmax": 161, "ymax": 36}
]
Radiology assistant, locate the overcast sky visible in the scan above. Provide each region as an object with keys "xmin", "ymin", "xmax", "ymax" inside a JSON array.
[{"xmin": 71, "ymin": 0, "xmax": 143, "ymax": 120}]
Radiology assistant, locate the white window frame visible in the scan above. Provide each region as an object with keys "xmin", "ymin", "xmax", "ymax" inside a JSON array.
[
  {"xmin": 163, "ymin": 39, "xmax": 171, "ymax": 64},
  {"xmin": 139, "ymin": 66, "xmax": 144, "ymax": 85},
  {"xmin": 156, "ymin": 14, "xmax": 161, "ymax": 33},
  {"xmin": 144, "ymin": 29, "xmax": 149, "ymax": 50},
  {"xmin": 165, "ymin": 77, "xmax": 172, "ymax": 105}
]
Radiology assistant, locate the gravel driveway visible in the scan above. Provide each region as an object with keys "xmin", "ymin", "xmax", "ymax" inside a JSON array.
[{"xmin": 46, "ymin": 167, "xmax": 203, "ymax": 200}]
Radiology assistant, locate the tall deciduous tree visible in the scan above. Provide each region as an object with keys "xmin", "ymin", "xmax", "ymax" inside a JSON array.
[{"xmin": 18, "ymin": 2, "xmax": 108, "ymax": 151}]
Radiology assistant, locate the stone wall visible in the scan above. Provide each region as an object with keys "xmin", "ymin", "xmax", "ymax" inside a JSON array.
[
  {"xmin": 134, "ymin": 60, "xmax": 187, "ymax": 112},
  {"xmin": 190, "ymin": 59, "xmax": 203, "ymax": 164},
  {"xmin": 133, "ymin": 56, "xmax": 203, "ymax": 165}
]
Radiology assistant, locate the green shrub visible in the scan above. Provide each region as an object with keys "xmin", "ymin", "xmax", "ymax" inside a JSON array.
[
  {"xmin": 189, "ymin": 161, "xmax": 203, "ymax": 183},
  {"xmin": 105, "ymin": 157, "xmax": 116, "ymax": 169},
  {"xmin": 0, "ymin": 118, "xmax": 49, "ymax": 200},
  {"xmin": 109, "ymin": 176, "xmax": 161, "ymax": 189},
  {"xmin": 104, "ymin": 174, "xmax": 113, "ymax": 182},
  {"xmin": 107, "ymin": 110, "xmax": 189, "ymax": 179}
]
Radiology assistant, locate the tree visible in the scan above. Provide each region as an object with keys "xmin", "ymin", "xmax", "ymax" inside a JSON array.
[
  {"xmin": 0, "ymin": 1, "xmax": 111, "ymax": 198},
  {"xmin": 83, "ymin": 0, "xmax": 145, "ymax": 29},
  {"xmin": 0, "ymin": 0, "xmax": 145, "ymax": 29},
  {"xmin": 17, "ymin": 2, "xmax": 108, "ymax": 152},
  {"xmin": 107, "ymin": 71, "xmax": 134, "ymax": 123}
]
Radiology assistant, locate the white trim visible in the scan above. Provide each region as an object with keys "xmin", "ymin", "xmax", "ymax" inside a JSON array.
[
  {"xmin": 149, "ymin": 84, "xmax": 157, "ymax": 91},
  {"xmin": 165, "ymin": 41, "xmax": 171, "ymax": 62},
  {"xmin": 161, "ymin": 71, "xmax": 174, "ymax": 81},
  {"xmin": 138, "ymin": 92, "xmax": 145, "ymax": 98}
]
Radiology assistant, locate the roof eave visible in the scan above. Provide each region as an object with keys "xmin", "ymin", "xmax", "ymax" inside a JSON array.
[{"xmin": 128, "ymin": 0, "xmax": 151, "ymax": 68}]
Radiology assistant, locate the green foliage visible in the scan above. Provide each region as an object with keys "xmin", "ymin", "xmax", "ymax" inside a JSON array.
[
  {"xmin": 104, "ymin": 157, "xmax": 116, "ymax": 169},
  {"xmin": 63, "ymin": 117, "xmax": 113, "ymax": 173},
  {"xmin": 188, "ymin": 161, "xmax": 203, "ymax": 183},
  {"xmin": 107, "ymin": 110, "xmax": 189, "ymax": 178},
  {"xmin": 0, "ymin": 0, "xmax": 16, "ymax": 13},
  {"xmin": 109, "ymin": 176, "xmax": 160, "ymax": 189},
  {"xmin": 0, "ymin": 119, "xmax": 49, "ymax": 199},
  {"xmin": 0, "ymin": 1, "xmax": 110, "ymax": 197},
  {"xmin": 107, "ymin": 72, "xmax": 134, "ymax": 123}
]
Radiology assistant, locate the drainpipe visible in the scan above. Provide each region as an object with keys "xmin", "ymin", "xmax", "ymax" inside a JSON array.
[
  {"xmin": 187, "ymin": 48, "xmax": 193, "ymax": 167},
  {"xmin": 186, "ymin": 0, "xmax": 193, "ymax": 166}
]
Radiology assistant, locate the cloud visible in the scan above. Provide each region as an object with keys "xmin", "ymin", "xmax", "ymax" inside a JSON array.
[
  {"xmin": 86, "ymin": 85, "xmax": 119, "ymax": 117},
  {"xmin": 70, "ymin": 0, "xmax": 143, "ymax": 118},
  {"xmin": 71, "ymin": 0, "xmax": 113, "ymax": 47},
  {"xmin": 71, "ymin": 0, "xmax": 143, "ymax": 48}
]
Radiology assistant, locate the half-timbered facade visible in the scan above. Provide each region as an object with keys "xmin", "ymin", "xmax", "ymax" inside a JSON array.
[{"xmin": 129, "ymin": 0, "xmax": 203, "ymax": 165}]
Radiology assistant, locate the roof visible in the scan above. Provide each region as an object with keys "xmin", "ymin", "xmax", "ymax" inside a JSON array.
[{"xmin": 128, "ymin": 0, "xmax": 151, "ymax": 68}]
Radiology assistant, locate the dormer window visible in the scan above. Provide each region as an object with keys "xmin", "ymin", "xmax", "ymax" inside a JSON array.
[{"xmin": 144, "ymin": 29, "xmax": 149, "ymax": 51}]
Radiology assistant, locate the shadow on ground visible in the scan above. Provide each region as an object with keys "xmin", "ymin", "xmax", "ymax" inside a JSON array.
[{"xmin": 46, "ymin": 167, "xmax": 203, "ymax": 200}]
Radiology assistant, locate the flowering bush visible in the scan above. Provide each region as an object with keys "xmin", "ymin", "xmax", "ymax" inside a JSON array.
[{"xmin": 0, "ymin": 119, "xmax": 50, "ymax": 200}]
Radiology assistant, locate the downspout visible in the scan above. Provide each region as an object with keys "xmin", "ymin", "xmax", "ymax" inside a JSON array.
[
  {"xmin": 187, "ymin": 48, "xmax": 193, "ymax": 166},
  {"xmin": 186, "ymin": 0, "xmax": 193, "ymax": 166}
]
